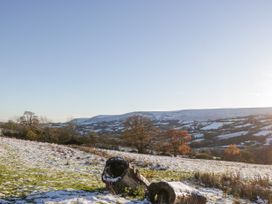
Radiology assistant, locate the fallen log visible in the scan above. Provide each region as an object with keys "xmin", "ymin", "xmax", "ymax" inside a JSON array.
[
  {"xmin": 101, "ymin": 157, "xmax": 150, "ymax": 194},
  {"xmin": 148, "ymin": 181, "xmax": 207, "ymax": 204}
]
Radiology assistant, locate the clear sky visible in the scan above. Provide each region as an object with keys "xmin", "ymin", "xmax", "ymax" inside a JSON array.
[{"xmin": 1, "ymin": 1, "xmax": 272, "ymax": 122}]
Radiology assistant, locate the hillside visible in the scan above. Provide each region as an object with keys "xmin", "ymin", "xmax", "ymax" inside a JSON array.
[
  {"xmin": 70, "ymin": 107, "xmax": 272, "ymax": 148},
  {"xmin": 72, "ymin": 107, "xmax": 272, "ymax": 124},
  {"xmin": 0, "ymin": 137, "xmax": 271, "ymax": 203}
]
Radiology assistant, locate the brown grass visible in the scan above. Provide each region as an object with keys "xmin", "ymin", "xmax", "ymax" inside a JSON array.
[
  {"xmin": 72, "ymin": 145, "xmax": 112, "ymax": 158},
  {"xmin": 194, "ymin": 172, "xmax": 272, "ymax": 202}
]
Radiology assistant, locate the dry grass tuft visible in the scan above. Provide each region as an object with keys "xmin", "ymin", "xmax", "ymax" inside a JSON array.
[{"xmin": 194, "ymin": 172, "xmax": 272, "ymax": 202}]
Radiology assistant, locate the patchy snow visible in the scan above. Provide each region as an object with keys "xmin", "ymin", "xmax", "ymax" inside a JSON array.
[
  {"xmin": 174, "ymin": 126, "xmax": 184, "ymax": 130},
  {"xmin": 235, "ymin": 123, "xmax": 252, "ymax": 128},
  {"xmin": 1, "ymin": 137, "xmax": 272, "ymax": 182},
  {"xmin": 0, "ymin": 137, "xmax": 105, "ymax": 173},
  {"xmin": 217, "ymin": 131, "xmax": 248, "ymax": 140},
  {"xmin": 0, "ymin": 137, "xmax": 271, "ymax": 203},
  {"xmin": 193, "ymin": 133, "xmax": 204, "ymax": 139},
  {"xmin": 116, "ymin": 126, "xmax": 124, "ymax": 130},
  {"xmin": 102, "ymin": 174, "xmax": 122, "ymax": 183},
  {"xmin": 227, "ymin": 118, "xmax": 247, "ymax": 122},
  {"xmin": 2, "ymin": 190, "xmax": 149, "ymax": 204},
  {"xmin": 254, "ymin": 130, "xmax": 272, "ymax": 137},
  {"xmin": 155, "ymin": 121, "xmax": 169, "ymax": 125},
  {"xmin": 102, "ymin": 149, "xmax": 272, "ymax": 180},
  {"xmin": 181, "ymin": 124, "xmax": 193, "ymax": 128},
  {"xmin": 167, "ymin": 182, "xmax": 200, "ymax": 197},
  {"xmin": 196, "ymin": 186, "xmax": 254, "ymax": 204},
  {"xmin": 181, "ymin": 120, "xmax": 194, "ymax": 125},
  {"xmin": 200, "ymin": 121, "xmax": 209, "ymax": 126},
  {"xmin": 261, "ymin": 124, "xmax": 272, "ymax": 130},
  {"xmin": 201, "ymin": 122, "xmax": 225, "ymax": 130},
  {"xmin": 1, "ymin": 187, "xmax": 257, "ymax": 204},
  {"xmin": 191, "ymin": 138, "xmax": 205, "ymax": 143},
  {"xmin": 221, "ymin": 122, "xmax": 234, "ymax": 125},
  {"xmin": 265, "ymin": 137, "xmax": 272, "ymax": 145},
  {"xmin": 259, "ymin": 119, "xmax": 269, "ymax": 123}
]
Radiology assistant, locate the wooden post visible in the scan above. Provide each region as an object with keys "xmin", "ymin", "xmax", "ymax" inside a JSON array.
[
  {"xmin": 148, "ymin": 181, "xmax": 207, "ymax": 204},
  {"xmin": 102, "ymin": 157, "xmax": 150, "ymax": 194}
]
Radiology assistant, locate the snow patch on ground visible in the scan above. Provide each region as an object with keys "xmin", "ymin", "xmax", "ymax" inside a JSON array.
[
  {"xmin": 192, "ymin": 138, "xmax": 205, "ymax": 143},
  {"xmin": 261, "ymin": 124, "xmax": 272, "ymax": 130},
  {"xmin": 102, "ymin": 149, "xmax": 272, "ymax": 180},
  {"xmin": 265, "ymin": 137, "xmax": 272, "ymax": 145},
  {"xmin": 201, "ymin": 122, "xmax": 224, "ymax": 130},
  {"xmin": 2, "ymin": 190, "xmax": 149, "ymax": 204},
  {"xmin": 1, "ymin": 187, "xmax": 255, "ymax": 204},
  {"xmin": 255, "ymin": 130, "xmax": 272, "ymax": 137},
  {"xmin": 0, "ymin": 137, "xmax": 105, "ymax": 173},
  {"xmin": 217, "ymin": 131, "xmax": 248, "ymax": 140},
  {"xmin": 235, "ymin": 123, "xmax": 252, "ymax": 128},
  {"xmin": 193, "ymin": 133, "xmax": 204, "ymax": 139}
]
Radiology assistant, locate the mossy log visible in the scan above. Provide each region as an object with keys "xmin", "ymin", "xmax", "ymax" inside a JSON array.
[
  {"xmin": 101, "ymin": 157, "xmax": 150, "ymax": 194},
  {"xmin": 148, "ymin": 181, "xmax": 207, "ymax": 204}
]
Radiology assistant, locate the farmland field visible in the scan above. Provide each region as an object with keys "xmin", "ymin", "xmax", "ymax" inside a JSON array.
[{"xmin": 0, "ymin": 137, "xmax": 271, "ymax": 203}]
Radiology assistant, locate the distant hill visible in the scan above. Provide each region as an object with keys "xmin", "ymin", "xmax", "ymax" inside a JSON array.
[
  {"xmin": 72, "ymin": 107, "xmax": 272, "ymax": 124},
  {"xmin": 70, "ymin": 107, "xmax": 272, "ymax": 148}
]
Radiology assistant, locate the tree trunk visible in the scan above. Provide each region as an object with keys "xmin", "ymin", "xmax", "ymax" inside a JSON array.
[
  {"xmin": 101, "ymin": 157, "xmax": 150, "ymax": 194},
  {"xmin": 148, "ymin": 181, "xmax": 207, "ymax": 204}
]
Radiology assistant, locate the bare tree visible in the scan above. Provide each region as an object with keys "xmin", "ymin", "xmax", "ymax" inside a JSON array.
[
  {"xmin": 122, "ymin": 115, "xmax": 157, "ymax": 153},
  {"xmin": 18, "ymin": 111, "xmax": 39, "ymax": 126},
  {"xmin": 160, "ymin": 129, "xmax": 192, "ymax": 156}
]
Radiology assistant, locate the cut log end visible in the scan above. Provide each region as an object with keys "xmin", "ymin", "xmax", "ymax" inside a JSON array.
[
  {"xmin": 102, "ymin": 157, "xmax": 129, "ymax": 183},
  {"xmin": 148, "ymin": 181, "xmax": 207, "ymax": 204},
  {"xmin": 102, "ymin": 157, "xmax": 149, "ymax": 194}
]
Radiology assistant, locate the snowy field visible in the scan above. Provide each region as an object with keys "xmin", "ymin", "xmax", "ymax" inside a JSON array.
[
  {"xmin": 0, "ymin": 137, "xmax": 271, "ymax": 203},
  {"xmin": 103, "ymin": 149, "xmax": 272, "ymax": 180}
]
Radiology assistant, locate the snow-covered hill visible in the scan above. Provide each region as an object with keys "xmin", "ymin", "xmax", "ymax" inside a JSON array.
[
  {"xmin": 72, "ymin": 107, "xmax": 272, "ymax": 125},
  {"xmin": 69, "ymin": 108, "xmax": 272, "ymax": 148}
]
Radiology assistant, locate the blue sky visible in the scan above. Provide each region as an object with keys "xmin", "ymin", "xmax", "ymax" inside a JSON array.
[{"xmin": 1, "ymin": 1, "xmax": 272, "ymax": 122}]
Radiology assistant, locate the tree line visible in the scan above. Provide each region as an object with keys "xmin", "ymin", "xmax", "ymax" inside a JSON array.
[
  {"xmin": 1, "ymin": 111, "xmax": 95, "ymax": 145},
  {"xmin": 1, "ymin": 111, "xmax": 271, "ymax": 163},
  {"xmin": 0, "ymin": 112, "xmax": 192, "ymax": 156},
  {"xmin": 121, "ymin": 115, "xmax": 192, "ymax": 155}
]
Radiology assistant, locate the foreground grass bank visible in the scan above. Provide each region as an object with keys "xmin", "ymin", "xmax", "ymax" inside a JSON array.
[
  {"xmin": 1, "ymin": 137, "xmax": 271, "ymax": 203},
  {"xmin": 0, "ymin": 163, "xmax": 104, "ymax": 199}
]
